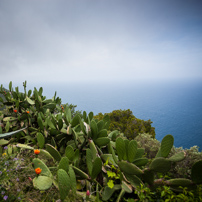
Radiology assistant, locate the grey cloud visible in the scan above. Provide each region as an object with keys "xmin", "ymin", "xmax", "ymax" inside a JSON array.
[{"xmin": 0, "ymin": 0, "xmax": 202, "ymax": 84}]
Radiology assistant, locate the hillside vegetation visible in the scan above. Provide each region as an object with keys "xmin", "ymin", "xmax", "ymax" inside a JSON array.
[
  {"xmin": 0, "ymin": 81, "xmax": 202, "ymax": 202},
  {"xmin": 94, "ymin": 109, "xmax": 156, "ymax": 139}
]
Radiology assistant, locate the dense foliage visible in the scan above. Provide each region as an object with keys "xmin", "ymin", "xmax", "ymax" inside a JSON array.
[
  {"xmin": 94, "ymin": 109, "xmax": 156, "ymax": 139},
  {"xmin": 0, "ymin": 81, "xmax": 202, "ymax": 202}
]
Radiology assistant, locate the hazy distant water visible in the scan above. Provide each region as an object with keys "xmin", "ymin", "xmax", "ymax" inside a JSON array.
[{"xmin": 22, "ymin": 79, "xmax": 202, "ymax": 151}]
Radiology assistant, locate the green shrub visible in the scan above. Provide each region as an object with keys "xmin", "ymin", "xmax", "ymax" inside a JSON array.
[
  {"xmin": 136, "ymin": 133, "xmax": 202, "ymax": 181},
  {"xmin": 135, "ymin": 133, "xmax": 160, "ymax": 159},
  {"xmin": 94, "ymin": 109, "xmax": 156, "ymax": 139},
  {"xmin": 169, "ymin": 146, "xmax": 202, "ymax": 179}
]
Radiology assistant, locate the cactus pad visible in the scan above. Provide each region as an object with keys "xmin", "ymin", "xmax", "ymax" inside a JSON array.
[
  {"xmin": 57, "ymin": 169, "xmax": 71, "ymax": 201},
  {"xmin": 123, "ymin": 139, "xmax": 129, "ymax": 160},
  {"xmin": 0, "ymin": 127, "xmax": 27, "ymax": 139},
  {"xmin": 88, "ymin": 112, "xmax": 94, "ymax": 122},
  {"xmin": 97, "ymin": 129, "xmax": 107, "ymax": 138},
  {"xmin": 90, "ymin": 120, "xmax": 98, "ymax": 140},
  {"xmin": 86, "ymin": 149, "xmax": 93, "ymax": 175},
  {"xmin": 97, "ymin": 120, "xmax": 104, "ymax": 131},
  {"xmin": 68, "ymin": 166, "xmax": 77, "ymax": 193},
  {"xmin": 134, "ymin": 148, "xmax": 145, "ymax": 159},
  {"xmin": 47, "ymin": 118, "xmax": 56, "ymax": 129},
  {"xmin": 142, "ymin": 169, "xmax": 155, "ymax": 185},
  {"xmin": 71, "ymin": 114, "xmax": 80, "ymax": 127},
  {"xmin": 122, "ymin": 181, "xmax": 133, "ymax": 193},
  {"xmin": 149, "ymin": 157, "xmax": 171, "ymax": 173},
  {"xmin": 110, "ymin": 143, "xmax": 118, "ymax": 164},
  {"xmin": 58, "ymin": 157, "xmax": 69, "ymax": 173},
  {"xmin": 37, "ymin": 132, "xmax": 45, "ymax": 149},
  {"xmin": 102, "ymin": 186, "xmax": 116, "ymax": 201},
  {"xmin": 37, "ymin": 116, "xmax": 44, "ymax": 130},
  {"xmin": 0, "ymin": 139, "xmax": 9, "ymax": 146},
  {"xmin": 127, "ymin": 140, "xmax": 137, "ymax": 163},
  {"xmin": 65, "ymin": 145, "xmax": 75, "ymax": 161},
  {"xmin": 46, "ymin": 144, "xmax": 61, "ymax": 162},
  {"xmin": 72, "ymin": 166, "xmax": 90, "ymax": 179},
  {"xmin": 33, "ymin": 176, "xmax": 52, "ymax": 190},
  {"xmin": 16, "ymin": 143, "xmax": 33, "ymax": 150},
  {"xmin": 116, "ymin": 137, "xmax": 125, "ymax": 161},
  {"xmin": 89, "ymin": 139, "xmax": 98, "ymax": 160},
  {"xmin": 91, "ymin": 157, "xmax": 102, "ymax": 180},
  {"xmin": 191, "ymin": 160, "xmax": 202, "ymax": 184},
  {"xmin": 32, "ymin": 158, "xmax": 52, "ymax": 177},
  {"xmin": 118, "ymin": 161, "xmax": 143, "ymax": 176},
  {"xmin": 160, "ymin": 134, "xmax": 174, "ymax": 158},
  {"xmin": 168, "ymin": 151, "xmax": 186, "ymax": 162},
  {"xmin": 166, "ymin": 178, "xmax": 193, "ymax": 187},
  {"xmin": 124, "ymin": 173, "xmax": 144, "ymax": 188},
  {"xmin": 133, "ymin": 158, "xmax": 149, "ymax": 167},
  {"xmin": 40, "ymin": 149, "xmax": 54, "ymax": 160},
  {"xmin": 65, "ymin": 107, "xmax": 72, "ymax": 123},
  {"xmin": 58, "ymin": 118, "xmax": 63, "ymax": 130},
  {"xmin": 95, "ymin": 137, "xmax": 110, "ymax": 147}
]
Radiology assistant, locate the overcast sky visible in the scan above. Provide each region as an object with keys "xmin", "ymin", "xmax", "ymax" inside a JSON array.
[{"xmin": 0, "ymin": 0, "xmax": 202, "ymax": 86}]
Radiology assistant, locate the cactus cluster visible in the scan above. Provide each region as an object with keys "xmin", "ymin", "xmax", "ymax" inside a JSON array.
[{"xmin": 0, "ymin": 81, "xmax": 202, "ymax": 201}]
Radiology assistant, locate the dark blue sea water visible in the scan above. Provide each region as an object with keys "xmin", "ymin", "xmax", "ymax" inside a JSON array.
[{"xmin": 14, "ymin": 79, "xmax": 202, "ymax": 151}]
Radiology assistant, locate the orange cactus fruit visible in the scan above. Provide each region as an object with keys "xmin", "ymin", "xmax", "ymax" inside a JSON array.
[
  {"xmin": 34, "ymin": 149, "xmax": 40, "ymax": 155},
  {"xmin": 35, "ymin": 167, "xmax": 42, "ymax": 175},
  {"xmin": 13, "ymin": 109, "xmax": 17, "ymax": 113},
  {"xmin": 26, "ymin": 111, "xmax": 30, "ymax": 114}
]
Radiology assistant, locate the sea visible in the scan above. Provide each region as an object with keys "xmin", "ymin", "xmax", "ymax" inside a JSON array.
[{"xmin": 13, "ymin": 79, "xmax": 202, "ymax": 151}]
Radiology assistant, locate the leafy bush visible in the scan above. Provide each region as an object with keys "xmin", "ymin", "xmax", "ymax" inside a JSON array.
[
  {"xmin": 169, "ymin": 146, "xmax": 202, "ymax": 179},
  {"xmin": 135, "ymin": 133, "xmax": 161, "ymax": 159},
  {"xmin": 94, "ymin": 109, "xmax": 156, "ymax": 139},
  {"xmin": 135, "ymin": 133, "xmax": 202, "ymax": 181}
]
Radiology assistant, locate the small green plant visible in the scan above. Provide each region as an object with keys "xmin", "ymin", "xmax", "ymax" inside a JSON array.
[
  {"xmin": 104, "ymin": 158, "xmax": 121, "ymax": 188},
  {"xmin": 134, "ymin": 184, "xmax": 154, "ymax": 201}
]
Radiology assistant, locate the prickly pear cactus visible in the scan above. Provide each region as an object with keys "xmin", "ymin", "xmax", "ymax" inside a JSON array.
[
  {"xmin": 68, "ymin": 166, "xmax": 77, "ymax": 193},
  {"xmin": 37, "ymin": 132, "xmax": 45, "ymax": 149},
  {"xmin": 156, "ymin": 134, "xmax": 174, "ymax": 158},
  {"xmin": 33, "ymin": 176, "xmax": 53, "ymax": 190},
  {"xmin": 118, "ymin": 161, "xmax": 143, "ymax": 176},
  {"xmin": 58, "ymin": 157, "xmax": 69, "ymax": 173},
  {"xmin": 127, "ymin": 140, "xmax": 137, "ymax": 162},
  {"xmin": 168, "ymin": 151, "xmax": 186, "ymax": 162},
  {"xmin": 46, "ymin": 144, "xmax": 61, "ymax": 162},
  {"xmin": 91, "ymin": 157, "xmax": 102, "ymax": 180},
  {"xmin": 57, "ymin": 169, "xmax": 71, "ymax": 201},
  {"xmin": 149, "ymin": 157, "xmax": 172, "ymax": 173},
  {"xmin": 65, "ymin": 145, "xmax": 75, "ymax": 161},
  {"xmin": 116, "ymin": 137, "xmax": 125, "ymax": 161},
  {"xmin": 191, "ymin": 160, "xmax": 202, "ymax": 184},
  {"xmin": 32, "ymin": 158, "xmax": 53, "ymax": 177},
  {"xmin": 86, "ymin": 148, "xmax": 93, "ymax": 176}
]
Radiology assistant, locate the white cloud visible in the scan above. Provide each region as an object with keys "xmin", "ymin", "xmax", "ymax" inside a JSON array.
[{"xmin": 0, "ymin": 0, "xmax": 202, "ymax": 85}]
